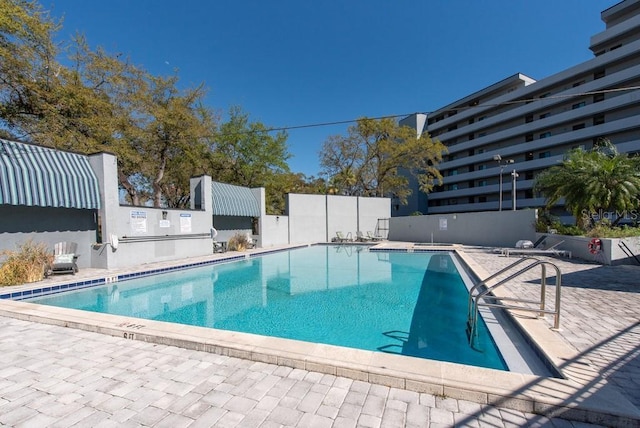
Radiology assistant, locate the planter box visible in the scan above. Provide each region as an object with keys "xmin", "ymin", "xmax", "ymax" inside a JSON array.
[{"xmin": 536, "ymin": 233, "xmax": 640, "ymax": 265}]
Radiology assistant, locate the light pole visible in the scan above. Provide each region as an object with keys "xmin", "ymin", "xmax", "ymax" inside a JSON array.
[
  {"xmin": 511, "ymin": 169, "xmax": 519, "ymax": 211},
  {"xmin": 493, "ymin": 155, "xmax": 514, "ymax": 211}
]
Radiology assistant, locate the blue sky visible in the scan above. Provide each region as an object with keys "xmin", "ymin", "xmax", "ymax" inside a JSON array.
[{"xmin": 42, "ymin": 0, "xmax": 614, "ymax": 177}]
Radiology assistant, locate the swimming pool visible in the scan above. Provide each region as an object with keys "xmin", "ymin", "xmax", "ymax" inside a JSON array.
[{"xmin": 29, "ymin": 246, "xmax": 518, "ymax": 371}]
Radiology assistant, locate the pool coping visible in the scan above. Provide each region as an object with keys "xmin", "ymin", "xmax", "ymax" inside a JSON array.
[{"xmin": 0, "ymin": 243, "xmax": 638, "ymax": 427}]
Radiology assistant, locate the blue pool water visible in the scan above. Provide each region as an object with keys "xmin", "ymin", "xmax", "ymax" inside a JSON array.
[{"xmin": 29, "ymin": 246, "xmax": 507, "ymax": 370}]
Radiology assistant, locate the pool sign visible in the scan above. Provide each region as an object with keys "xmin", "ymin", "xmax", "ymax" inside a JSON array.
[
  {"xmin": 180, "ymin": 213, "xmax": 192, "ymax": 233},
  {"xmin": 130, "ymin": 210, "xmax": 147, "ymax": 234},
  {"xmin": 439, "ymin": 217, "xmax": 448, "ymax": 231}
]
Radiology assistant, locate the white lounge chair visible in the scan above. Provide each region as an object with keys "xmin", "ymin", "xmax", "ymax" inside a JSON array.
[
  {"xmin": 50, "ymin": 242, "xmax": 79, "ymax": 274},
  {"xmin": 501, "ymin": 240, "xmax": 571, "ymax": 258},
  {"xmin": 355, "ymin": 231, "xmax": 371, "ymax": 242},
  {"xmin": 367, "ymin": 231, "xmax": 384, "ymax": 241},
  {"xmin": 335, "ymin": 231, "xmax": 352, "ymax": 242}
]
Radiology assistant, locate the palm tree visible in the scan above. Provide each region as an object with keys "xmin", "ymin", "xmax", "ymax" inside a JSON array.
[{"xmin": 535, "ymin": 139, "xmax": 640, "ymax": 227}]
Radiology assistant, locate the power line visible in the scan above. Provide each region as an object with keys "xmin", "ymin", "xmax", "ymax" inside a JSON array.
[{"xmin": 220, "ymin": 85, "xmax": 640, "ymax": 138}]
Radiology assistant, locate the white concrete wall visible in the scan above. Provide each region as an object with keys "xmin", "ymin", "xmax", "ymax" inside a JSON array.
[
  {"xmin": 284, "ymin": 193, "xmax": 390, "ymax": 244},
  {"xmin": 106, "ymin": 206, "xmax": 213, "ymax": 269},
  {"xmin": 326, "ymin": 195, "xmax": 358, "ymax": 242},
  {"xmin": 358, "ymin": 197, "xmax": 391, "ymax": 237},
  {"xmin": 287, "ymin": 194, "xmax": 328, "ymax": 244},
  {"xmin": 390, "ymin": 210, "xmax": 538, "ymax": 247},
  {"xmin": 536, "ymin": 233, "xmax": 640, "ymax": 265},
  {"xmin": 261, "ymin": 215, "xmax": 289, "ymax": 247}
]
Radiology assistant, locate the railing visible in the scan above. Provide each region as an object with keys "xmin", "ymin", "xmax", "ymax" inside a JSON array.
[
  {"xmin": 466, "ymin": 257, "xmax": 562, "ymax": 348},
  {"xmin": 618, "ymin": 240, "xmax": 640, "ymax": 265}
]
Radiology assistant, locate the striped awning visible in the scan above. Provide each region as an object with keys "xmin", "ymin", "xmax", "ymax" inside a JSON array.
[
  {"xmin": 0, "ymin": 139, "xmax": 101, "ymax": 209},
  {"xmin": 212, "ymin": 181, "xmax": 260, "ymax": 217}
]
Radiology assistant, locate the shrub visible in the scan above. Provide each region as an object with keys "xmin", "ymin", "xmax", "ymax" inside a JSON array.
[
  {"xmin": 0, "ymin": 240, "xmax": 53, "ymax": 286},
  {"xmin": 227, "ymin": 233, "xmax": 249, "ymax": 251}
]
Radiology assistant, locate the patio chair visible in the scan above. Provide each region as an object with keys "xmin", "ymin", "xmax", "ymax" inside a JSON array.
[
  {"xmin": 355, "ymin": 231, "xmax": 371, "ymax": 242},
  {"xmin": 246, "ymin": 233, "xmax": 256, "ymax": 249},
  {"xmin": 366, "ymin": 231, "xmax": 384, "ymax": 241},
  {"xmin": 50, "ymin": 241, "xmax": 79, "ymax": 275},
  {"xmin": 211, "ymin": 228, "xmax": 226, "ymax": 253},
  {"xmin": 501, "ymin": 240, "xmax": 571, "ymax": 258},
  {"xmin": 335, "ymin": 231, "xmax": 352, "ymax": 242}
]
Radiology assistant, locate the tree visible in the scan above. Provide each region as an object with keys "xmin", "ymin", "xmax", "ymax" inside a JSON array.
[
  {"xmin": 212, "ymin": 106, "xmax": 291, "ymax": 213},
  {"xmin": 320, "ymin": 117, "xmax": 446, "ymax": 203},
  {"xmin": 0, "ymin": 0, "xmax": 61, "ymax": 136},
  {"xmin": 535, "ymin": 139, "xmax": 640, "ymax": 227}
]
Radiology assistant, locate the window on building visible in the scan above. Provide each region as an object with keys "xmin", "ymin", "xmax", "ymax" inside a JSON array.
[
  {"xmin": 468, "ymin": 118, "xmax": 475, "ymax": 125},
  {"xmin": 572, "ymin": 123, "xmax": 585, "ymax": 130},
  {"xmin": 572, "ymin": 80, "xmax": 585, "ymax": 87},
  {"xmin": 539, "ymin": 132, "xmax": 551, "ymax": 139},
  {"xmin": 468, "ymin": 133, "xmax": 475, "ymax": 141},
  {"xmin": 478, "ymin": 180, "xmax": 487, "ymax": 187},
  {"xmin": 479, "ymin": 115, "xmax": 487, "ymax": 121},
  {"xmin": 477, "ymin": 148, "xmax": 485, "ymax": 154},
  {"xmin": 525, "ymin": 171, "xmax": 534, "ymax": 180},
  {"xmin": 525, "ymin": 134, "xmax": 534, "ymax": 142},
  {"xmin": 448, "ymin": 169, "xmax": 458, "ymax": 176},
  {"xmin": 593, "ymin": 93, "xmax": 605, "ymax": 103},
  {"xmin": 468, "ymin": 149, "xmax": 475, "ymax": 156},
  {"xmin": 478, "ymin": 132, "xmax": 487, "ymax": 137},
  {"xmin": 572, "ymin": 102, "xmax": 586, "ymax": 110},
  {"xmin": 468, "ymin": 197, "xmax": 474, "ymax": 204},
  {"xmin": 539, "ymin": 151, "xmax": 551, "ymax": 158},
  {"xmin": 478, "ymin": 196, "xmax": 487, "ymax": 203},
  {"xmin": 449, "ymin": 110, "xmax": 457, "ymax": 117},
  {"xmin": 593, "ymin": 114, "xmax": 605, "ymax": 125},
  {"xmin": 540, "ymin": 92, "xmax": 551, "ymax": 98},
  {"xmin": 524, "ymin": 189, "xmax": 534, "ymax": 199},
  {"xmin": 539, "ymin": 112, "xmax": 550, "ymax": 119},
  {"xmin": 468, "ymin": 180, "xmax": 475, "ymax": 188},
  {"xmin": 449, "ymin": 184, "xmax": 458, "ymax": 191},
  {"xmin": 525, "ymin": 114, "xmax": 533, "ymax": 123},
  {"xmin": 448, "ymin": 125, "xmax": 457, "ymax": 132},
  {"xmin": 594, "ymin": 69, "xmax": 606, "ymax": 79},
  {"xmin": 478, "ymin": 164, "xmax": 487, "ymax": 170},
  {"xmin": 525, "ymin": 152, "xmax": 534, "ymax": 161},
  {"xmin": 449, "ymin": 199, "xmax": 458, "ymax": 205}
]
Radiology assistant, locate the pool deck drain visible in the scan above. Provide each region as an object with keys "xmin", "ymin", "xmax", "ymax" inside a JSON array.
[{"xmin": 0, "ymin": 243, "xmax": 638, "ymax": 427}]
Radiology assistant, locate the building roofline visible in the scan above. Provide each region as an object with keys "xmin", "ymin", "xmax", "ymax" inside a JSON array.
[{"xmin": 427, "ymin": 73, "xmax": 536, "ymax": 117}]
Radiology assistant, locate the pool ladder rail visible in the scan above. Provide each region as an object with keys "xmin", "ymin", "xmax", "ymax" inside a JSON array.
[{"xmin": 466, "ymin": 257, "xmax": 562, "ymax": 348}]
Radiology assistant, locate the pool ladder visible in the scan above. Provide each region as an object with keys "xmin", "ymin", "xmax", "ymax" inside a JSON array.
[{"xmin": 466, "ymin": 257, "xmax": 562, "ymax": 348}]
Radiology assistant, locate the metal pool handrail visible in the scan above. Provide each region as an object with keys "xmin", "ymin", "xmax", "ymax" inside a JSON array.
[{"xmin": 466, "ymin": 257, "xmax": 562, "ymax": 347}]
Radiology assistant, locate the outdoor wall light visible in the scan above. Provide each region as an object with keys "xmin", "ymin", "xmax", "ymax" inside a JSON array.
[{"xmin": 162, "ymin": 210, "xmax": 168, "ymax": 220}]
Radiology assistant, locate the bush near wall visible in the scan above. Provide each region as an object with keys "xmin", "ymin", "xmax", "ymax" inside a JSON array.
[
  {"xmin": 227, "ymin": 233, "xmax": 250, "ymax": 251},
  {"xmin": 0, "ymin": 240, "xmax": 53, "ymax": 286}
]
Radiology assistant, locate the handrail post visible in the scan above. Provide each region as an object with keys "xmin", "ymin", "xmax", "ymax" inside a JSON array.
[
  {"xmin": 539, "ymin": 264, "xmax": 546, "ymax": 318},
  {"xmin": 553, "ymin": 264, "xmax": 562, "ymax": 330}
]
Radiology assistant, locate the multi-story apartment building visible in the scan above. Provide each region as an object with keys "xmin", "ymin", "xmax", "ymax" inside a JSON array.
[{"xmin": 398, "ymin": 0, "xmax": 640, "ymax": 220}]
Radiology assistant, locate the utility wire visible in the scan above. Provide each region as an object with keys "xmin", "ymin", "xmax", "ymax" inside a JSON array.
[{"xmin": 219, "ymin": 85, "xmax": 640, "ymax": 137}]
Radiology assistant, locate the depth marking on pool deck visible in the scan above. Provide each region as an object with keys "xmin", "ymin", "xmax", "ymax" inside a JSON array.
[{"xmin": 116, "ymin": 321, "xmax": 146, "ymax": 339}]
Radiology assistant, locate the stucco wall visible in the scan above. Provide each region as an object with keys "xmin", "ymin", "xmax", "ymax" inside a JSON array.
[
  {"xmin": 326, "ymin": 195, "xmax": 358, "ymax": 242},
  {"xmin": 0, "ymin": 205, "xmax": 97, "ymax": 268},
  {"xmin": 260, "ymin": 215, "xmax": 289, "ymax": 247},
  {"xmin": 104, "ymin": 206, "xmax": 213, "ymax": 269},
  {"xmin": 389, "ymin": 210, "xmax": 538, "ymax": 247},
  {"xmin": 286, "ymin": 194, "xmax": 391, "ymax": 244},
  {"xmin": 536, "ymin": 233, "xmax": 640, "ymax": 265},
  {"xmin": 287, "ymin": 194, "xmax": 328, "ymax": 244}
]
